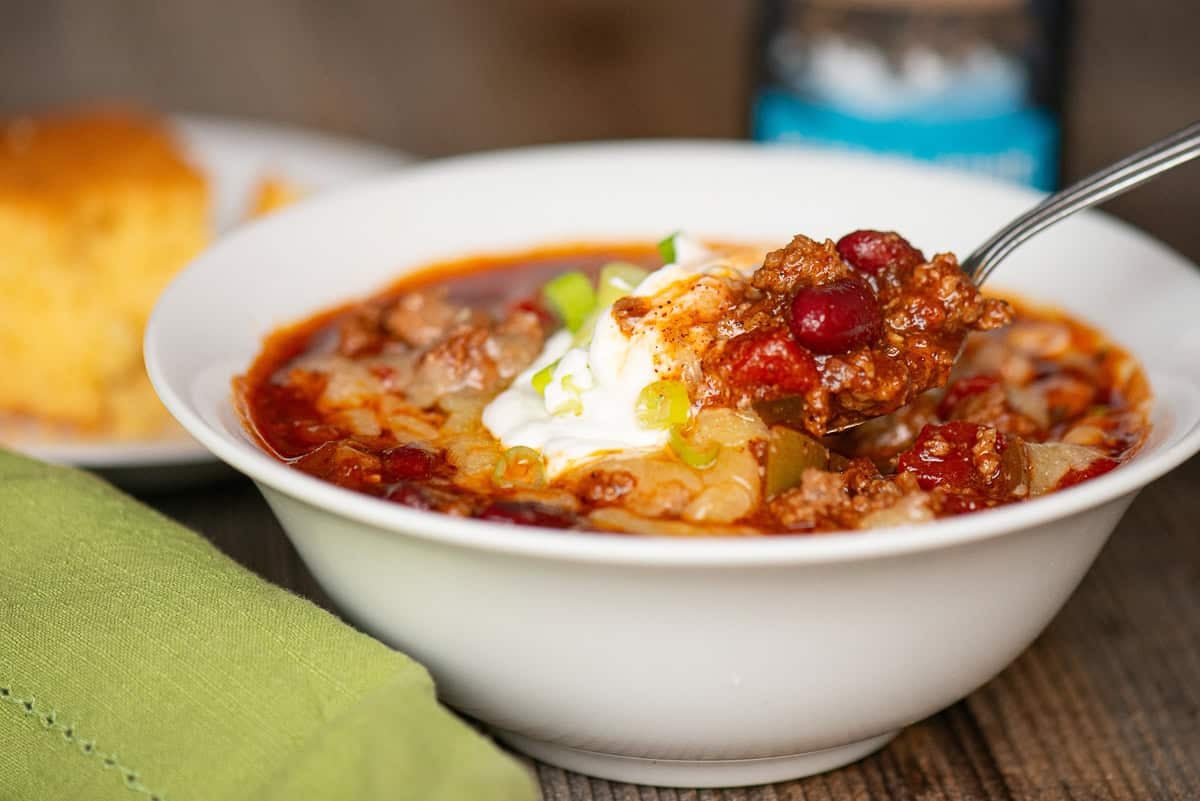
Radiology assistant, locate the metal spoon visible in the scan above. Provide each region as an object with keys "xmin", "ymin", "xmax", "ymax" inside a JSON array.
[{"xmin": 962, "ymin": 119, "xmax": 1200, "ymax": 284}]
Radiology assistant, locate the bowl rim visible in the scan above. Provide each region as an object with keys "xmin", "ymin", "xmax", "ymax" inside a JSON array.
[{"xmin": 145, "ymin": 140, "xmax": 1200, "ymax": 567}]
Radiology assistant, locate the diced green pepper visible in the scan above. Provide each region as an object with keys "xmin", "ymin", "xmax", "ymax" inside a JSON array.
[
  {"xmin": 754, "ymin": 396, "xmax": 808, "ymax": 429},
  {"xmin": 765, "ymin": 425, "xmax": 829, "ymax": 497}
]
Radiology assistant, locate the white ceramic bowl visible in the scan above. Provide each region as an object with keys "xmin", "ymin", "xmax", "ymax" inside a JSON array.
[{"xmin": 145, "ymin": 143, "xmax": 1200, "ymax": 788}]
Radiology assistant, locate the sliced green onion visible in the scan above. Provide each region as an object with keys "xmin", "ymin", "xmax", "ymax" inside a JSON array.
[
  {"xmin": 531, "ymin": 361, "xmax": 558, "ymax": 395},
  {"xmin": 541, "ymin": 271, "xmax": 596, "ymax": 333},
  {"xmin": 492, "ymin": 446, "xmax": 547, "ymax": 489},
  {"xmin": 549, "ymin": 397, "xmax": 583, "ymax": 416},
  {"xmin": 595, "ymin": 262, "xmax": 650, "ymax": 308},
  {"xmin": 547, "ymin": 373, "xmax": 586, "ymax": 416},
  {"xmin": 571, "ymin": 313, "xmax": 599, "ymax": 348},
  {"xmin": 657, "ymin": 232, "xmax": 680, "ymax": 264},
  {"xmin": 669, "ymin": 425, "xmax": 719, "ymax": 469},
  {"xmin": 562, "ymin": 374, "xmax": 586, "ymax": 396},
  {"xmin": 635, "ymin": 380, "xmax": 691, "ymax": 430}
]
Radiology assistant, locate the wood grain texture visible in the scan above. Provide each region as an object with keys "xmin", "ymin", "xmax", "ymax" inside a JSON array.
[{"xmin": 145, "ymin": 455, "xmax": 1200, "ymax": 800}]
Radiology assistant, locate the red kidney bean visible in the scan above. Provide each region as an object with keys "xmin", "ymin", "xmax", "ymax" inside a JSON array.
[
  {"xmin": 789, "ymin": 278, "xmax": 882, "ymax": 354},
  {"xmin": 836, "ymin": 230, "xmax": 925, "ymax": 275}
]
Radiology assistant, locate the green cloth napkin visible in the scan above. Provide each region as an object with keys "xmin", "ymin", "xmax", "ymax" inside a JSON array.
[{"xmin": 0, "ymin": 449, "xmax": 537, "ymax": 801}]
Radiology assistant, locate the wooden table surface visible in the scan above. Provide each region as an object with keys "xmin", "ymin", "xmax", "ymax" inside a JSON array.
[{"xmin": 143, "ymin": 454, "xmax": 1200, "ymax": 801}]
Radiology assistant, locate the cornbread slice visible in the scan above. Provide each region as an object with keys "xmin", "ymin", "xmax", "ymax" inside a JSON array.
[{"xmin": 0, "ymin": 110, "xmax": 210, "ymax": 438}]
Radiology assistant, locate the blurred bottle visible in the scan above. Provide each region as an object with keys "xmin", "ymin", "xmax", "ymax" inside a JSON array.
[{"xmin": 752, "ymin": 0, "xmax": 1069, "ymax": 190}]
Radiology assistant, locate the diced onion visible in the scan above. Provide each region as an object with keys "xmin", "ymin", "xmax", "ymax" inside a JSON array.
[
  {"xmin": 1005, "ymin": 385, "xmax": 1050, "ymax": 429},
  {"xmin": 683, "ymin": 483, "xmax": 755, "ymax": 524},
  {"xmin": 691, "ymin": 408, "xmax": 768, "ymax": 447},
  {"xmin": 1024, "ymin": 441, "xmax": 1104, "ymax": 496},
  {"xmin": 549, "ymin": 397, "xmax": 583, "ymax": 416},
  {"xmin": 330, "ymin": 407, "xmax": 382, "ymax": 438},
  {"xmin": 635, "ymin": 380, "xmax": 691, "ymax": 429},
  {"xmin": 588, "ymin": 507, "xmax": 759, "ymax": 537},
  {"xmin": 492, "ymin": 446, "xmax": 547, "ymax": 489},
  {"xmin": 859, "ymin": 494, "xmax": 935, "ymax": 529},
  {"xmin": 542, "ymin": 271, "xmax": 596, "ymax": 333}
]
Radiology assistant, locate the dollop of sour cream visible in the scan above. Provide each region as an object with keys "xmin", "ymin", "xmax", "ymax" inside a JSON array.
[{"xmin": 482, "ymin": 235, "xmax": 750, "ymax": 478}]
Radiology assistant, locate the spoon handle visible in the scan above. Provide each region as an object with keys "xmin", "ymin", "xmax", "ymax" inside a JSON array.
[{"xmin": 963, "ymin": 120, "xmax": 1200, "ymax": 285}]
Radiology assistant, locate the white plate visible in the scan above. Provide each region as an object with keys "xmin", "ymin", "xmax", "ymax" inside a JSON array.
[{"xmin": 2, "ymin": 114, "xmax": 410, "ymax": 488}]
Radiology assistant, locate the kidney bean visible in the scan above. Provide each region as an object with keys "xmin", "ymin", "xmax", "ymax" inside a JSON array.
[
  {"xmin": 789, "ymin": 278, "xmax": 882, "ymax": 354},
  {"xmin": 836, "ymin": 230, "xmax": 925, "ymax": 275}
]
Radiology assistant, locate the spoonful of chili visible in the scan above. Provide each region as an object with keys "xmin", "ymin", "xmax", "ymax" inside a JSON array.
[{"xmin": 743, "ymin": 120, "xmax": 1200, "ymax": 437}]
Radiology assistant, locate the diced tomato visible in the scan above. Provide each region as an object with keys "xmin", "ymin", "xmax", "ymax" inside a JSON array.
[
  {"xmin": 835, "ymin": 230, "xmax": 925, "ymax": 275},
  {"xmin": 292, "ymin": 440, "xmax": 382, "ymax": 489},
  {"xmin": 252, "ymin": 376, "xmax": 332, "ymax": 458},
  {"xmin": 1057, "ymin": 457, "xmax": 1119, "ymax": 490},
  {"xmin": 722, "ymin": 327, "xmax": 819, "ymax": 394},
  {"xmin": 897, "ymin": 421, "xmax": 1007, "ymax": 493},
  {"xmin": 938, "ymin": 373, "xmax": 1001, "ymax": 418},
  {"xmin": 381, "ymin": 445, "xmax": 439, "ymax": 482}
]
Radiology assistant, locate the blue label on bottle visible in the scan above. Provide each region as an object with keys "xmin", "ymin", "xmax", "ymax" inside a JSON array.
[{"xmin": 753, "ymin": 89, "xmax": 1059, "ymax": 190}]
